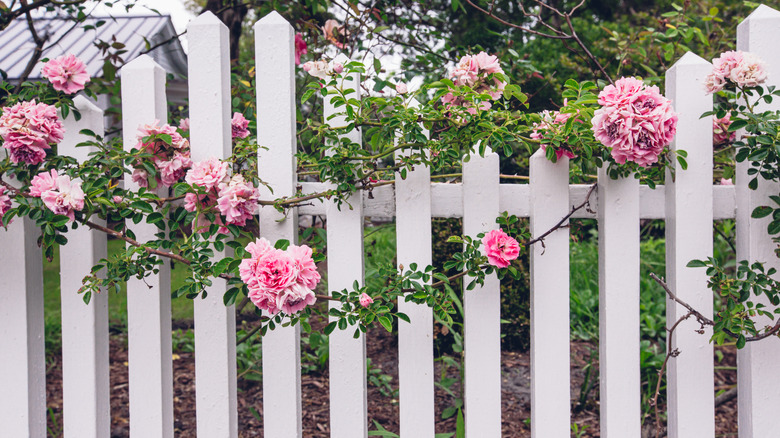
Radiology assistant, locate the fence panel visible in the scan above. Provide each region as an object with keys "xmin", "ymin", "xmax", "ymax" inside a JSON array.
[
  {"xmin": 395, "ymin": 100, "xmax": 435, "ymax": 436},
  {"xmin": 736, "ymin": 5, "xmax": 780, "ymax": 437},
  {"xmin": 462, "ymin": 149, "xmax": 502, "ymax": 436},
  {"xmin": 187, "ymin": 11, "xmax": 239, "ymax": 438},
  {"xmin": 664, "ymin": 52, "xmax": 715, "ymax": 438},
  {"xmin": 597, "ymin": 168, "xmax": 640, "ymax": 438},
  {"xmin": 59, "ymin": 96, "xmax": 110, "ymax": 438},
  {"xmin": 120, "ymin": 54, "xmax": 174, "ymax": 438},
  {"xmin": 254, "ymin": 11, "xmax": 303, "ymax": 438},
  {"xmin": 529, "ymin": 150, "xmax": 571, "ymax": 438},
  {"xmin": 326, "ymin": 54, "xmax": 368, "ymax": 438}
]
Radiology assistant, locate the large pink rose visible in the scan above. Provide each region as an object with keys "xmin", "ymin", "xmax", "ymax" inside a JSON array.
[
  {"xmin": 481, "ymin": 228, "xmax": 520, "ymax": 268},
  {"xmin": 231, "ymin": 112, "xmax": 250, "ymax": 139},
  {"xmin": 29, "ymin": 169, "xmax": 59, "ymax": 196},
  {"xmin": 40, "ymin": 175, "xmax": 85, "ymax": 221},
  {"xmin": 186, "ymin": 157, "xmax": 229, "ymax": 192},
  {"xmin": 0, "ymin": 100, "xmax": 64, "ymax": 165},
  {"xmin": 216, "ymin": 175, "xmax": 259, "ymax": 226},
  {"xmin": 288, "ymin": 244, "xmax": 321, "ymax": 289},
  {"xmin": 41, "ymin": 54, "xmax": 90, "ymax": 94},
  {"xmin": 276, "ymin": 283, "xmax": 316, "ymax": 315}
]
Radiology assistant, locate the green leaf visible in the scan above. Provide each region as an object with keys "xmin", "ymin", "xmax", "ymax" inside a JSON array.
[
  {"xmin": 274, "ymin": 239, "xmax": 290, "ymax": 250},
  {"xmin": 378, "ymin": 315, "xmax": 393, "ymax": 332},
  {"xmin": 752, "ymin": 206, "xmax": 773, "ymax": 219},
  {"xmin": 736, "ymin": 334, "xmax": 746, "ymax": 349},
  {"xmin": 686, "ymin": 259, "xmax": 708, "ymax": 268},
  {"xmin": 130, "ymin": 201, "xmax": 154, "ymax": 214}
]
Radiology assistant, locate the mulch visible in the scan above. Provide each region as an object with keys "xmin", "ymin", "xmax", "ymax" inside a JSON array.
[{"xmin": 44, "ymin": 326, "xmax": 738, "ymax": 437}]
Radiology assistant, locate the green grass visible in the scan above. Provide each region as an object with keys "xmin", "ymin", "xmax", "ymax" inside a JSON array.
[{"xmin": 43, "ymin": 238, "xmax": 194, "ymax": 333}]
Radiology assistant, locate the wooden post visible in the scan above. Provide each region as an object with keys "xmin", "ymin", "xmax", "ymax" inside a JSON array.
[
  {"xmin": 325, "ymin": 53, "xmax": 368, "ymax": 438},
  {"xmin": 188, "ymin": 11, "xmax": 238, "ymax": 438},
  {"xmin": 664, "ymin": 51, "xmax": 715, "ymax": 438},
  {"xmin": 529, "ymin": 150, "xmax": 571, "ymax": 437},
  {"xmin": 254, "ymin": 11, "xmax": 302, "ymax": 438},
  {"xmin": 736, "ymin": 5, "xmax": 780, "ymax": 437},
  {"xmin": 598, "ymin": 168, "xmax": 640, "ymax": 438},
  {"xmin": 59, "ymin": 96, "xmax": 110, "ymax": 438},
  {"xmin": 395, "ymin": 99, "xmax": 435, "ymax": 436},
  {"xmin": 462, "ymin": 148, "xmax": 501, "ymax": 436},
  {"xmin": 121, "ymin": 54, "xmax": 174, "ymax": 438}
]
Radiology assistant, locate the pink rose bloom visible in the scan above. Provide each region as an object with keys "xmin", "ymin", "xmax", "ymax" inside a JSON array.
[
  {"xmin": 113, "ymin": 195, "xmax": 123, "ymax": 204},
  {"xmin": 729, "ymin": 52, "xmax": 767, "ymax": 88},
  {"xmin": 178, "ymin": 118, "xmax": 190, "ymax": 132},
  {"xmin": 186, "ymin": 157, "xmax": 229, "ymax": 191},
  {"xmin": 481, "ymin": 228, "xmax": 520, "ymax": 268},
  {"xmin": 41, "ymin": 54, "xmax": 90, "ymax": 94},
  {"xmin": 276, "ymin": 283, "xmax": 316, "ymax": 315},
  {"xmin": 156, "ymin": 152, "xmax": 192, "ymax": 186},
  {"xmin": 294, "ymin": 33, "xmax": 308, "ymax": 65},
  {"xmin": 474, "ymin": 52, "xmax": 502, "ymax": 74},
  {"xmin": 323, "ymin": 19, "xmax": 347, "ymax": 49},
  {"xmin": 332, "ymin": 62, "xmax": 344, "ymax": 74},
  {"xmin": 0, "ymin": 100, "xmax": 64, "ymax": 165},
  {"xmin": 288, "ymin": 244, "xmax": 321, "ymax": 289},
  {"xmin": 131, "ymin": 168, "xmax": 149, "ymax": 188},
  {"xmin": 597, "ymin": 76, "xmax": 645, "ymax": 107},
  {"xmin": 40, "ymin": 175, "xmax": 85, "ymax": 221},
  {"xmin": 184, "ymin": 192, "xmax": 215, "ymax": 213},
  {"xmin": 241, "ymin": 248, "xmax": 300, "ymax": 315},
  {"xmin": 231, "ymin": 112, "xmax": 250, "ymax": 139},
  {"xmin": 137, "ymin": 121, "xmax": 189, "ymax": 156},
  {"xmin": 0, "ymin": 186, "xmax": 12, "ymax": 223},
  {"xmin": 216, "ymin": 175, "xmax": 259, "ymax": 226},
  {"xmin": 713, "ymin": 114, "xmax": 736, "ymax": 144},
  {"xmin": 704, "ymin": 73, "xmax": 726, "ymax": 94},
  {"xmin": 712, "ymin": 51, "xmax": 743, "ymax": 79},
  {"xmin": 442, "ymin": 52, "xmax": 506, "ymax": 115},
  {"xmin": 29, "ymin": 169, "xmax": 59, "ymax": 196},
  {"xmin": 396, "ymin": 82, "xmax": 408, "ymax": 94},
  {"xmin": 359, "ymin": 293, "xmax": 374, "ymax": 308},
  {"xmin": 246, "ymin": 237, "xmax": 273, "ymax": 258}
]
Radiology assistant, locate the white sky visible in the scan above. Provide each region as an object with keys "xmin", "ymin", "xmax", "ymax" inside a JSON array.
[{"xmin": 91, "ymin": 0, "xmax": 195, "ymax": 50}]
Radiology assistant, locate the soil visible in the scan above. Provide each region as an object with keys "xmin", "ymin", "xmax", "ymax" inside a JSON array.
[{"xmin": 44, "ymin": 325, "xmax": 739, "ymax": 437}]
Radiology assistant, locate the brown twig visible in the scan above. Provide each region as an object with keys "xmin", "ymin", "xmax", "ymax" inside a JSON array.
[{"xmin": 525, "ymin": 183, "xmax": 597, "ymax": 248}]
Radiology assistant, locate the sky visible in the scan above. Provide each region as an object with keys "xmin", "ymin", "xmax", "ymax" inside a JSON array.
[{"xmin": 91, "ymin": 0, "xmax": 195, "ymax": 50}]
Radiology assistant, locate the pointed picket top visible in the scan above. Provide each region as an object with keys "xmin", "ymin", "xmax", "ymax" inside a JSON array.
[
  {"xmin": 333, "ymin": 53, "xmax": 351, "ymax": 65},
  {"xmin": 72, "ymin": 94, "xmax": 102, "ymax": 115},
  {"xmin": 670, "ymin": 51, "xmax": 711, "ymax": 69},
  {"xmin": 254, "ymin": 10, "xmax": 291, "ymax": 29},
  {"xmin": 122, "ymin": 53, "xmax": 163, "ymax": 72},
  {"xmin": 746, "ymin": 3, "xmax": 780, "ymax": 20},
  {"xmin": 188, "ymin": 10, "xmax": 224, "ymax": 28}
]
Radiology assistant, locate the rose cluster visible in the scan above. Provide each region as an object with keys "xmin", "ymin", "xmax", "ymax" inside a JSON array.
[
  {"xmin": 185, "ymin": 157, "xmax": 260, "ymax": 231},
  {"xmin": 0, "ymin": 100, "xmax": 64, "ymax": 165},
  {"xmin": 30, "ymin": 169, "xmax": 85, "ymax": 221},
  {"xmin": 591, "ymin": 77, "xmax": 678, "ymax": 167},
  {"xmin": 239, "ymin": 237, "xmax": 321, "ymax": 315},
  {"xmin": 705, "ymin": 51, "xmax": 767, "ymax": 94},
  {"xmin": 302, "ymin": 60, "xmax": 344, "ymax": 81},
  {"xmin": 441, "ymin": 52, "xmax": 506, "ymax": 115},
  {"xmin": 482, "ymin": 228, "xmax": 520, "ymax": 268},
  {"xmin": 132, "ymin": 121, "xmax": 192, "ymax": 187},
  {"xmin": 41, "ymin": 54, "xmax": 90, "ymax": 94},
  {"xmin": 530, "ymin": 101, "xmax": 579, "ymax": 160}
]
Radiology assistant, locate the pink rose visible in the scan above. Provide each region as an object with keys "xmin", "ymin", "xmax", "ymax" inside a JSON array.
[
  {"xmin": 231, "ymin": 112, "xmax": 250, "ymax": 139},
  {"xmin": 0, "ymin": 186, "xmax": 12, "ymax": 223},
  {"xmin": 29, "ymin": 169, "xmax": 59, "ymax": 197},
  {"xmin": 156, "ymin": 152, "xmax": 192, "ymax": 187},
  {"xmin": 332, "ymin": 62, "xmax": 344, "ymax": 74},
  {"xmin": 481, "ymin": 228, "xmax": 520, "ymax": 268},
  {"xmin": 396, "ymin": 82, "xmax": 408, "ymax": 94},
  {"xmin": 713, "ymin": 114, "xmax": 736, "ymax": 144},
  {"xmin": 359, "ymin": 293, "xmax": 374, "ymax": 308},
  {"xmin": 705, "ymin": 51, "xmax": 767, "ymax": 94},
  {"xmin": 720, "ymin": 178, "xmax": 733, "ymax": 185},
  {"xmin": 276, "ymin": 283, "xmax": 316, "ymax": 315},
  {"xmin": 288, "ymin": 244, "xmax": 321, "ymax": 290},
  {"xmin": 295, "ymin": 33, "xmax": 308, "ymax": 65},
  {"xmin": 442, "ymin": 52, "xmax": 506, "ymax": 115},
  {"xmin": 113, "ymin": 195, "xmax": 123, "ymax": 204},
  {"xmin": 40, "ymin": 175, "xmax": 85, "ymax": 221},
  {"xmin": 178, "ymin": 118, "xmax": 190, "ymax": 132},
  {"xmin": 186, "ymin": 157, "xmax": 229, "ymax": 192},
  {"xmin": 216, "ymin": 175, "xmax": 259, "ymax": 226},
  {"xmin": 131, "ymin": 168, "xmax": 149, "ymax": 188},
  {"xmin": 0, "ymin": 100, "xmax": 64, "ymax": 165},
  {"xmin": 41, "ymin": 54, "xmax": 90, "ymax": 94},
  {"xmin": 323, "ymin": 19, "xmax": 347, "ymax": 49}
]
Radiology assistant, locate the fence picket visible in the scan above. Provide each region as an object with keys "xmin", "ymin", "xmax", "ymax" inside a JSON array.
[
  {"xmin": 254, "ymin": 11, "xmax": 303, "ymax": 438},
  {"xmin": 187, "ymin": 12, "xmax": 238, "ymax": 438},
  {"xmin": 120, "ymin": 54, "xmax": 174, "ymax": 438},
  {"xmin": 664, "ymin": 52, "xmax": 715, "ymax": 438},
  {"xmin": 462, "ymin": 149, "xmax": 501, "ymax": 436},
  {"xmin": 736, "ymin": 6, "xmax": 780, "ymax": 437},
  {"xmin": 529, "ymin": 150, "xmax": 571, "ymax": 438},
  {"xmin": 325, "ymin": 54, "xmax": 368, "ymax": 438},
  {"xmin": 59, "ymin": 96, "xmax": 110, "ymax": 438},
  {"xmin": 597, "ymin": 168, "xmax": 640, "ymax": 438},
  {"xmin": 395, "ymin": 100, "xmax": 435, "ymax": 436}
]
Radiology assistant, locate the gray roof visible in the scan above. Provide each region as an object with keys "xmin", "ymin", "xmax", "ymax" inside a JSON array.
[{"xmin": 0, "ymin": 14, "xmax": 187, "ymax": 80}]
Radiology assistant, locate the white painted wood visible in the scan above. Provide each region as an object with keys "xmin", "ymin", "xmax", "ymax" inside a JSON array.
[
  {"xmin": 664, "ymin": 52, "xmax": 715, "ymax": 438},
  {"xmin": 529, "ymin": 150, "xmax": 570, "ymax": 438},
  {"xmin": 120, "ymin": 54, "xmax": 174, "ymax": 438},
  {"xmin": 254, "ymin": 11, "xmax": 303, "ymax": 438},
  {"xmin": 0, "ymin": 213, "xmax": 45, "ymax": 437},
  {"xmin": 59, "ymin": 96, "xmax": 110, "ymax": 438},
  {"xmin": 462, "ymin": 149, "xmax": 501, "ymax": 436},
  {"xmin": 597, "ymin": 168, "xmax": 640, "ymax": 438},
  {"xmin": 325, "ymin": 53, "xmax": 368, "ymax": 438},
  {"xmin": 394, "ymin": 100, "xmax": 434, "ymax": 436},
  {"xmin": 736, "ymin": 6, "xmax": 780, "ymax": 437},
  {"xmin": 187, "ymin": 12, "xmax": 238, "ymax": 438}
]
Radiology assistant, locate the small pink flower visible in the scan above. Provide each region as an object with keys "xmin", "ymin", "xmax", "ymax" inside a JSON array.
[
  {"xmin": 481, "ymin": 228, "xmax": 520, "ymax": 268},
  {"xmin": 156, "ymin": 152, "xmax": 192, "ymax": 186},
  {"xmin": 186, "ymin": 157, "xmax": 229, "ymax": 192},
  {"xmin": 323, "ymin": 19, "xmax": 347, "ymax": 49},
  {"xmin": 359, "ymin": 293, "xmax": 374, "ymax": 308},
  {"xmin": 29, "ymin": 169, "xmax": 59, "ymax": 196},
  {"xmin": 0, "ymin": 186, "xmax": 12, "ymax": 223},
  {"xmin": 720, "ymin": 178, "xmax": 733, "ymax": 185},
  {"xmin": 295, "ymin": 33, "xmax": 308, "ymax": 65},
  {"xmin": 231, "ymin": 112, "xmax": 250, "ymax": 139},
  {"xmin": 713, "ymin": 114, "xmax": 736, "ymax": 144},
  {"xmin": 113, "ymin": 195, "xmax": 123, "ymax": 204},
  {"xmin": 332, "ymin": 62, "xmax": 344, "ymax": 74},
  {"xmin": 216, "ymin": 175, "xmax": 259, "ymax": 226},
  {"xmin": 40, "ymin": 175, "xmax": 85, "ymax": 221},
  {"xmin": 0, "ymin": 100, "xmax": 64, "ymax": 165},
  {"xmin": 396, "ymin": 82, "xmax": 408, "ymax": 94},
  {"xmin": 178, "ymin": 118, "xmax": 190, "ymax": 132},
  {"xmin": 41, "ymin": 54, "xmax": 90, "ymax": 94},
  {"xmin": 131, "ymin": 168, "xmax": 149, "ymax": 188}
]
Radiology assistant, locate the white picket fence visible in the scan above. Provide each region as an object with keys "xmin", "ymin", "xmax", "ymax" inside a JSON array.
[{"xmin": 2, "ymin": 5, "xmax": 780, "ymax": 438}]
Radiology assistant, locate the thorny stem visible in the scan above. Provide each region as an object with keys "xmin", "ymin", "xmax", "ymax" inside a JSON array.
[{"xmin": 525, "ymin": 183, "xmax": 597, "ymax": 248}]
